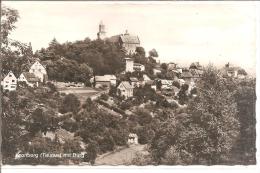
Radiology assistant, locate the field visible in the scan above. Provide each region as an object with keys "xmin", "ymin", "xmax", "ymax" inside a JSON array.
[{"xmin": 58, "ymin": 87, "xmax": 103, "ymax": 103}]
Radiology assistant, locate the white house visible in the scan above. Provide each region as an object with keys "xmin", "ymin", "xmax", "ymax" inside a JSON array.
[
  {"xmin": 117, "ymin": 81, "xmax": 134, "ymax": 99},
  {"xmin": 133, "ymin": 63, "xmax": 145, "ymax": 71},
  {"xmin": 93, "ymin": 75, "xmax": 117, "ymax": 88},
  {"xmin": 160, "ymin": 79, "xmax": 173, "ymax": 89},
  {"xmin": 18, "ymin": 72, "xmax": 39, "ymax": 87},
  {"xmin": 29, "ymin": 61, "xmax": 48, "ymax": 83},
  {"xmin": 1, "ymin": 71, "xmax": 17, "ymax": 91},
  {"xmin": 153, "ymin": 68, "xmax": 162, "ymax": 75},
  {"xmin": 127, "ymin": 133, "xmax": 138, "ymax": 145}
]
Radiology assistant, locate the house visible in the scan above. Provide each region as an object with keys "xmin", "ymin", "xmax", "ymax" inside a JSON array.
[
  {"xmin": 128, "ymin": 133, "xmax": 138, "ymax": 145},
  {"xmin": 18, "ymin": 72, "xmax": 39, "ymax": 87},
  {"xmin": 129, "ymin": 77, "xmax": 140, "ymax": 87},
  {"xmin": 160, "ymin": 79, "xmax": 173, "ymax": 89},
  {"xmin": 190, "ymin": 62, "xmax": 203, "ymax": 70},
  {"xmin": 117, "ymin": 81, "xmax": 134, "ymax": 99},
  {"xmin": 42, "ymin": 128, "xmax": 74, "ymax": 144},
  {"xmin": 180, "ymin": 70, "xmax": 193, "ymax": 82},
  {"xmin": 1, "ymin": 71, "xmax": 17, "ymax": 91},
  {"xmin": 153, "ymin": 68, "xmax": 162, "ymax": 75},
  {"xmin": 167, "ymin": 62, "xmax": 178, "ymax": 71},
  {"xmin": 94, "ymin": 75, "xmax": 117, "ymax": 88},
  {"xmin": 108, "ymin": 30, "xmax": 140, "ymax": 55},
  {"xmin": 140, "ymin": 74, "xmax": 151, "ymax": 86},
  {"xmin": 143, "ymin": 74, "xmax": 151, "ymax": 82},
  {"xmin": 133, "ymin": 63, "xmax": 145, "ymax": 71},
  {"xmin": 144, "ymin": 80, "xmax": 157, "ymax": 91},
  {"xmin": 29, "ymin": 61, "xmax": 48, "ymax": 83},
  {"xmin": 221, "ymin": 63, "xmax": 247, "ymax": 79},
  {"xmin": 189, "ymin": 62, "xmax": 203, "ymax": 79}
]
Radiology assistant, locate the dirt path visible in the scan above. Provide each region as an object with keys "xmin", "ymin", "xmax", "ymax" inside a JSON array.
[{"xmin": 95, "ymin": 144, "xmax": 147, "ymax": 165}]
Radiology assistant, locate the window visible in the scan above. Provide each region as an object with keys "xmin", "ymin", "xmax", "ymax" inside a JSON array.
[
  {"xmin": 5, "ymin": 85, "xmax": 8, "ymax": 87},
  {"xmin": 39, "ymin": 69, "xmax": 41, "ymax": 72},
  {"xmin": 11, "ymin": 86, "xmax": 15, "ymax": 88},
  {"xmin": 33, "ymin": 69, "xmax": 35, "ymax": 72},
  {"xmin": 9, "ymin": 75, "xmax": 12, "ymax": 77},
  {"xmin": 12, "ymin": 80, "xmax": 15, "ymax": 82},
  {"xmin": 6, "ymin": 81, "xmax": 9, "ymax": 83}
]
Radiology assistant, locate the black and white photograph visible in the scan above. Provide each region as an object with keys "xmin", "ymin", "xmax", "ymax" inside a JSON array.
[{"xmin": 0, "ymin": 0, "xmax": 258, "ymax": 170}]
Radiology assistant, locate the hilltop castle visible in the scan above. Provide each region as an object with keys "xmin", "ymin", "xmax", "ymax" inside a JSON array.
[{"xmin": 97, "ymin": 21, "xmax": 141, "ymax": 55}]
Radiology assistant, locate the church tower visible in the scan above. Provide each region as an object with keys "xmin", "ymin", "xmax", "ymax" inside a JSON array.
[{"xmin": 97, "ymin": 21, "xmax": 106, "ymax": 40}]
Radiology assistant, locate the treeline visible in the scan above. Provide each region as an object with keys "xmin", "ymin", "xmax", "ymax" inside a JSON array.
[
  {"xmin": 36, "ymin": 38, "xmax": 126, "ymax": 83},
  {"xmin": 131, "ymin": 66, "xmax": 256, "ymax": 165}
]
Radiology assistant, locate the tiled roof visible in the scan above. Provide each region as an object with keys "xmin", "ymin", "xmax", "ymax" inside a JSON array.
[
  {"xmin": 120, "ymin": 35, "xmax": 140, "ymax": 44},
  {"xmin": 22, "ymin": 72, "xmax": 39, "ymax": 82},
  {"xmin": 190, "ymin": 62, "xmax": 202, "ymax": 70}
]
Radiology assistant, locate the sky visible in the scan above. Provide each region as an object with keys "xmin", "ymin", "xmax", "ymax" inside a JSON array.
[{"xmin": 3, "ymin": 1, "xmax": 258, "ymax": 75}]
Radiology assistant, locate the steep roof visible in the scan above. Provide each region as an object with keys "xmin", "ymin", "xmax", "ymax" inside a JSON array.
[
  {"xmin": 120, "ymin": 35, "xmax": 140, "ymax": 44},
  {"xmin": 22, "ymin": 72, "xmax": 39, "ymax": 82},
  {"xmin": 119, "ymin": 81, "xmax": 133, "ymax": 89},
  {"xmin": 190, "ymin": 62, "xmax": 202, "ymax": 70}
]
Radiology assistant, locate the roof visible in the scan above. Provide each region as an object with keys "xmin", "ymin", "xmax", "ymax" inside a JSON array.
[
  {"xmin": 190, "ymin": 69, "xmax": 203, "ymax": 77},
  {"xmin": 130, "ymin": 77, "xmax": 139, "ymax": 82},
  {"xmin": 104, "ymin": 74, "xmax": 116, "ymax": 80},
  {"xmin": 143, "ymin": 74, "xmax": 151, "ymax": 81},
  {"xmin": 190, "ymin": 62, "xmax": 202, "ymax": 70},
  {"xmin": 134, "ymin": 63, "xmax": 144, "ymax": 67},
  {"xmin": 22, "ymin": 72, "xmax": 39, "ymax": 82},
  {"xmin": 95, "ymin": 75, "xmax": 116, "ymax": 82},
  {"xmin": 120, "ymin": 35, "xmax": 140, "ymax": 44},
  {"xmin": 108, "ymin": 35, "xmax": 120, "ymax": 43},
  {"xmin": 181, "ymin": 71, "xmax": 193, "ymax": 78},
  {"xmin": 160, "ymin": 80, "xmax": 173, "ymax": 85},
  {"xmin": 118, "ymin": 81, "xmax": 133, "ymax": 89}
]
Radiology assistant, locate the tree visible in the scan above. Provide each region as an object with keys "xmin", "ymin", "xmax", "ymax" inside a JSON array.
[
  {"xmin": 85, "ymin": 141, "xmax": 98, "ymax": 165},
  {"xmin": 177, "ymin": 83, "xmax": 189, "ymax": 105},
  {"xmin": 150, "ymin": 65, "xmax": 240, "ymax": 165},
  {"xmin": 149, "ymin": 48, "xmax": 158, "ymax": 58},
  {"xmin": 232, "ymin": 79, "xmax": 256, "ymax": 164},
  {"xmin": 160, "ymin": 63, "xmax": 167, "ymax": 71},
  {"xmin": 1, "ymin": 6, "xmax": 35, "ymax": 75},
  {"xmin": 60, "ymin": 94, "xmax": 80, "ymax": 114}
]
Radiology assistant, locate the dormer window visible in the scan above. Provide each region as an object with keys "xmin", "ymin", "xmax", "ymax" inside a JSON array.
[{"xmin": 9, "ymin": 74, "xmax": 12, "ymax": 77}]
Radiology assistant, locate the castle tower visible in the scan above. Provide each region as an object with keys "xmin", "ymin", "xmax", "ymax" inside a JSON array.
[
  {"xmin": 125, "ymin": 58, "xmax": 134, "ymax": 72},
  {"xmin": 97, "ymin": 21, "xmax": 106, "ymax": 40}
]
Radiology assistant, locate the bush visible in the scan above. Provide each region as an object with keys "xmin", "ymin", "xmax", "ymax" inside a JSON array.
[{"xmin": 59, "ymin": 94, "xmax": 80, "ymax": 114}]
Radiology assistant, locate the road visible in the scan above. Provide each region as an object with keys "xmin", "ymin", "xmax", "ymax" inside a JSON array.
[{"xmin": 95, "ymin": 144, "xmax": 147, "ymax": 165}]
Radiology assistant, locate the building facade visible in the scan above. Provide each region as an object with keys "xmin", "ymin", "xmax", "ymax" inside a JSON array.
[
  {"xmin": 117, "ymin": 81, "xmax": 134, "ymax": 99},
  {"xmin": 18, "ymin": 72, "xmax": 39, "ymax": 87},
  {"xmin": 1, "ymin": 71, "xmax": 17, "ymax": 91},
  {"xmin": 97, "ymin": 21, "xmax": 106, "ymax": 40},
  {"xmin": 29, "ymin": 61, "xmax": 48, "ymax": 83}
]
